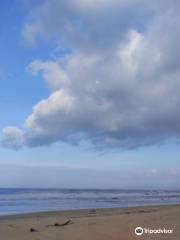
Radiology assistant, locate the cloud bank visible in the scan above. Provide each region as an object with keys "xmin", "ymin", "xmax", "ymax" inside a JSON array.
[{"xmin": 2, "ymin": 0, "xmax": 180, "ymax": 149}]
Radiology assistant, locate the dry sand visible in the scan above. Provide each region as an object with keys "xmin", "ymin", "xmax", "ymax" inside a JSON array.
[{"xmin": 0, "ymin": 205, "xmax": 180, "ymax": 240}]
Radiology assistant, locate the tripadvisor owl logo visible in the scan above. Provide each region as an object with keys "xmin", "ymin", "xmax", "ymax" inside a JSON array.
[
  {"xmin": 135, "ymin": 227, "xmax": 143, "ymax": 236},
  {"xmin": 134, "ymin": 226, "xmax": 174, "ymax": 236}
]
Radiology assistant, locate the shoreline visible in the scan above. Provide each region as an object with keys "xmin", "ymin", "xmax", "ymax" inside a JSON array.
[
  {"xmin": 0, "ymin": 203, "xmax": 180, "ymax": 219},
  {"xmin": 0, "ymin": 204, "xmax": 180, "ymax": 239}
]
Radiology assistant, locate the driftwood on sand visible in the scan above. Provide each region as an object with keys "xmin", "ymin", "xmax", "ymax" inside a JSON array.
[{"xmin": 46, "ymin": 220, "xmax": 72, "ymax": 227}]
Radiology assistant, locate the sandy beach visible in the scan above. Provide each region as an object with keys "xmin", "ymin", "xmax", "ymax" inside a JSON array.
[{"xmin": 0, "ymin": 205, "xmax": 179, "ymax": 240}]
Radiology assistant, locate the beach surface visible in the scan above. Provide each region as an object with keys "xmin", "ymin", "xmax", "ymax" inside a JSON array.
[{"xmin": 0, "ymin": 205, "xmax": 180, "ymax": 240}]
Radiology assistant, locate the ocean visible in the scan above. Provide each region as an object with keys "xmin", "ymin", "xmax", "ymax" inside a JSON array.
[{"xmin": 0, "ymin": 188, "xmax": 180, "ymax": 216}]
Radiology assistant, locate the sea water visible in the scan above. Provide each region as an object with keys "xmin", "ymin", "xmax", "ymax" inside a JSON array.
[{"xmin": 0, "ymin": 188, "xmax": 180, "ymax": 216}]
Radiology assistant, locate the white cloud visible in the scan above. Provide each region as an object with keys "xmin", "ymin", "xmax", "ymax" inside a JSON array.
[
  {"xmin": 22, "ymin": 0, "xmax": 154, "ymax": 52},
  {"xmin": 2, "ymin": 0, "xmax": 180, "ymax": 149},
  {"xmin": 1, "ymin": 127, "xmax": 24, "ymax": 150},
  {"xmin": 29, "ymin": 60, "xmax": 70, "ymax": 90},
  {"xmin": 24, "ymin": 89, "xmax": 75, "ymax": 146}
]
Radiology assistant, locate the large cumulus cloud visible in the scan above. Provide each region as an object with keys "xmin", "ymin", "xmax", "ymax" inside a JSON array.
[{"xmin": 2, "ymin": 0, "xmax": 180, "ymax": 149}]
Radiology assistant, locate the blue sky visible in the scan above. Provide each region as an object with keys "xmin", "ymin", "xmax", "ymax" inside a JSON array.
[{"xmin": 0, "ymin": 0, "xmax": 180, "ymax": 189}]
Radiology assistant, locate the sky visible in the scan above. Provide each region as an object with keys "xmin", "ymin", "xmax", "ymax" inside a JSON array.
[{"xmin": 0, "ymin": 0, "xmax": 180, "ymax": 189}]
